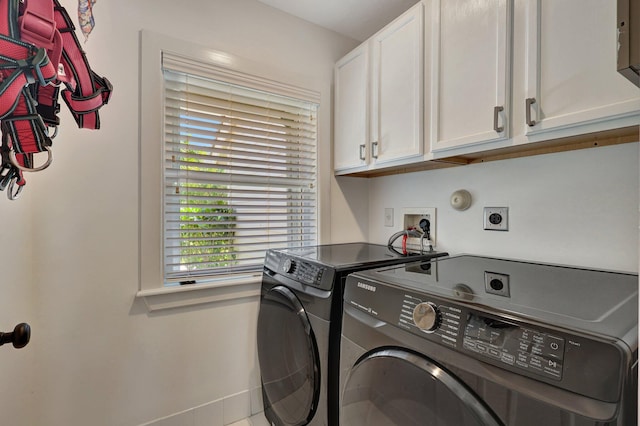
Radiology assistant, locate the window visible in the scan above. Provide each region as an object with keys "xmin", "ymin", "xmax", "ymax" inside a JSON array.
[
  {"xmin": 138, "ymin": 31, "xmax": 323, "ymax": 307},
  {"xmin": 161, "ymin": 54, "xmax": 318, "ymax": 286}
]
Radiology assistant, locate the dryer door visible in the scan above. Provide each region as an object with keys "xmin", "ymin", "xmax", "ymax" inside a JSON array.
[
  {"xmin": 257, "ymin": 285, "xmax": 320, "ymax": 426},
  {"xmin": 342, "ymin": 348, "xmax": 503, "ymax": 426}
]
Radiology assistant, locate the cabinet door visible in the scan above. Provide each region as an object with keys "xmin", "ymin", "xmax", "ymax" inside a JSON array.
[
  {"xmin": 523, "ymin": 0, "xmax": 640, "ymax": 138},
  {"xmin": 371, "ymin": 2, "xmax": 424, "ymax": 164},
  {"xmin": 334, "ymin": 44, "xmax": 369, "ymax": 172},
  {"xmin": 430, "ymin": 0, "xmax": 512, "ymax": 152}
]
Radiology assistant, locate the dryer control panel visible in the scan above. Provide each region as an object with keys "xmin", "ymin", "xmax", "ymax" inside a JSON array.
[
  {"xmin": 264, "ymin": 250, "xmax": 335, "ymax": 291},
  {"xmin": 344, "ymin": 274, "xmax": 628, "ymax": 402}
]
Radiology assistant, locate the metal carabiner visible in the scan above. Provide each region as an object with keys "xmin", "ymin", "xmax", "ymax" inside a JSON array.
[
  {"xmin": 47, "ymin": 125, "xmax": 59, "ymax": 139},
  {"xmin": 7, "ymin": 177, "xmax": 24, "ymax": 200},
  {"xmin": 8, "ymin": 146, "xmax": 53, "ymax": 172},
  {"xmin": 0, "ymin": 166, "xmax": 14, "ymax": 191}
]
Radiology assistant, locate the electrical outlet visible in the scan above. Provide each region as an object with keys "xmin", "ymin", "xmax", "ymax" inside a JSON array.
[
  {"xmin": 384, "ymin": 208, "xmax": 394, "ymax": 227},
  {"xmin": 401, "ymin": 207, "xmax": 436, "ymax": 248},
  {"xmin": 484, "ymin": 207, "xmax": 508, "ymax": 231},
  {"xmin": 485, "ymin": 272, "xmax": 510, "ymax": 297}
]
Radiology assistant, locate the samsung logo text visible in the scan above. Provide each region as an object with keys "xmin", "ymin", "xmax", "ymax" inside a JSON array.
[{"xmin": 357, "ymin": 282, "xmax": 377, "ymax": 292}]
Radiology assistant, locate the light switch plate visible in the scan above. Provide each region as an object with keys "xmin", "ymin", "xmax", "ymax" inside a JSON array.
[
  {"xmin": 484, "ymin": 207, "xmax": 508, "ymax": 231},
  {"xmin": 384, "ymin": 208, "xmax": 394, "ymax": 227}
]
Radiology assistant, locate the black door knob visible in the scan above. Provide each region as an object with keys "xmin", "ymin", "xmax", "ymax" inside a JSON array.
[{"xmin": 0, "ymin": 323, "xmax": 30, "ymax": 349}]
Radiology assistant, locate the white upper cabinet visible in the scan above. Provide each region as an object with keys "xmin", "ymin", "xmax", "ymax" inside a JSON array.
[
  {"xmin": 334, "ymin": 44, "xmax": 369, "ymax": 172},
  {"xmin": 334, "ymin": 0, "xmax": 639, "ymax": 175},
  {"xmin": 522, "ymin": 0, "xmax": 640, "ymax": 140},
  {"xmin": 370, "ymin": 3, "xmax": 424, "ymax": 165},
  {"xmin": 430, "ymin": 0, "xmax": 512, "ymax": 153},
  {"xmin": 334, "ymin": 2, "xmax": 424, "ymax": 174}
]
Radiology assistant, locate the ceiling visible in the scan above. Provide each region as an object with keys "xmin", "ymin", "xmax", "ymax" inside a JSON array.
[{"xmin": 255, "ymin": 0, "xmax": 420, "ymax": 41}]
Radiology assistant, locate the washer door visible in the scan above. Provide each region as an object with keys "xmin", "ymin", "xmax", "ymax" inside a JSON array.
[
  {"xmin": 257, "ymin": 285, "xmax": 320, "ymax": 426},
  {"xmin": 342, "ymin": 348, "xmax": 503, "ymax": 426}
]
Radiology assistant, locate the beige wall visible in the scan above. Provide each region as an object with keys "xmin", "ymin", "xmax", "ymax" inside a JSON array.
[
  {"xmin": 2, "ymin": 1, "xmax": 636, "ymax": 425},
  {"xmin": 364, "ymin": 142, "xmax": 640, "ymax": 273},
  {"xmin": 0, "ymin": 1, "xmax": 357, "ymax": 425}
]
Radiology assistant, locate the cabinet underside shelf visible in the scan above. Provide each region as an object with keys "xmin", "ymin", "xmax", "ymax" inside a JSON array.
[{"xmin": 339, "ymin": 126, "xmax": 639, "ymax": 178}]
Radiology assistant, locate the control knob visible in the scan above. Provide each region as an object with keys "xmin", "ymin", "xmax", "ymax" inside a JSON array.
[
  {"xmin": 282, "ymin": 258, "xmax": 295, "ymax": 274},
  {"xmin": 412, "ymin": 302, "xmax": 440, "ymax": 332}
]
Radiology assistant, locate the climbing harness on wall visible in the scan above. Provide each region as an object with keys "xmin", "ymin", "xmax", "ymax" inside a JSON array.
[{"xmin": 0, "ymin": 0, "xmax": 111, "ymax": 200}]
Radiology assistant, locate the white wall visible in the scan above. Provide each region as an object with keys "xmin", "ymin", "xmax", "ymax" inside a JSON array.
[
  {"xmin": 0, "ymin": 1, "xmax": 356, "ymax": 425},
  {"xmin": 365, "ymin": 142, "xmax": 640, "ymax": 273},
  {"xmin": 0, "ymin": 193, "xmax": 38, "ymax": 425},
  {"xmin": 330, "ymin": 177, "xmax": 371, "ymax": 243},
  {"xmin": 2, "ymin": 1, "xmax": 636, "ymax": 424}
]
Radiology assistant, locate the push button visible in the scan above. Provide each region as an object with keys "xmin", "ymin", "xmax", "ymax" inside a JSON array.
[
  {"xmin": 543, "ymin": 335, "xmax": 565, "ymax": 360},
  {"xmin": 542, "ymin": 358, "xmax": 563, "ymax": 380}
]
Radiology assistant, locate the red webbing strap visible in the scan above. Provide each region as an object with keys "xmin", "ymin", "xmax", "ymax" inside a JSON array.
[
  {"xmin": 53, "ymin": 0, "xmax": 111, "ymax": 129},
  {"xmin": 2, "ymin": 87, "xmax": 50, "ymax": 155},
  {"xmin": 0, "ymin": 0, "xmax": 28, "ymax": 197},
  {"xmin": 0, "ymin": 0, "xmax": 57, "ymax": 119},
  {"xmin": 0, "ymin": 44, "xmax": 56, "ymax": 114},
  {"xmin": 21, "ymin": 0, "xmax": 64, "ymax": 127},
  {"xmin": 0, "ymin": 0, "xmax": 55, "ymax": 157},
  {"xmin": 17, "ymin": 0, "xmax": 55, "ymax": 48},
  {"xmin": 0, "ymin": 0, "xmax": 20, "ymax": 53},
  {"xmin": 17, "ymin": 0, "xmax": 63, "ymax": 69},
  {"xmin": 0, "ymin": 0, "xmax": 25, "ymax": 120},
  {"xmin": 0, "ymin": 0, "xmax": 55, "ymax": 164},
  {"xmin": 0, "ymin": 0, "xmax": 112, "ymax": 199},
  {"xmin": 35, "ymin": 82, "xmax": 60, "ymax": 126}
]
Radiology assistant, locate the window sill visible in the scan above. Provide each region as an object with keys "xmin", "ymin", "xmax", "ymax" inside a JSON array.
[{"xmin": 136, "ymin": 275, "xmax": 262, "ymax": 312}]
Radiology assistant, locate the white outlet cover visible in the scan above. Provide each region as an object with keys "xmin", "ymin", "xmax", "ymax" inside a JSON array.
[{"xmin": 484, "ymin": 207, "xmax": 508, "ymax": 231}]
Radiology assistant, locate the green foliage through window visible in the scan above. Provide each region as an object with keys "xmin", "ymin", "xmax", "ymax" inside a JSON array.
[{"xmin": 162, "ymin": 64, "xmax": 318, "ymax": 285}]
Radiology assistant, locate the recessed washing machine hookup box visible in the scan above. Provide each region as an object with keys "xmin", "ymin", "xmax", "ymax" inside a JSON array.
[{"xmin": 401, "ymin": 207, "xmax": 436, "ymax": 248}]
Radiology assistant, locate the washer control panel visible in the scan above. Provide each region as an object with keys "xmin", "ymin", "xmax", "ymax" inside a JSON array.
[
  {"xmin": 462, "ymin": 315, "xmax": 564, "ymax": 380},
  {"xmin": 401, "ymin": 294, "xmax": 565, "ymax": 381},
  {"xmin": 344, "ymin": 274, "xmax": 627, "ymax": 401}
]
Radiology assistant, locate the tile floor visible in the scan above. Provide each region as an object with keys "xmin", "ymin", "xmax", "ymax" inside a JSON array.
[{"xmin": 228, "ymin": 413, "xmax": 270, "ymax": 426}]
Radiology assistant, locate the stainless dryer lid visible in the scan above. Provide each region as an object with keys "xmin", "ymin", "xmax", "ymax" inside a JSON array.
[{"xmin": 276, "ymin": 242, "xmax": 445, "ymax": 271}]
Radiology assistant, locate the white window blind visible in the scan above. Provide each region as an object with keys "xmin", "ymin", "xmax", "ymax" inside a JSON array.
[{"xmin": 162, "ymin": 56, "xmax": 318, "ymax": 285}]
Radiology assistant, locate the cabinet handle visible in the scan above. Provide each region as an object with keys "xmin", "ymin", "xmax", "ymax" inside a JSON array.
[
  {"xmin": 493, "ymin": 106, "xmax": 504, "ymax": 133},
  {"xmin": 372, "ymin": 141, "xmax": 379, "ymax": 159},
  {"xmin": 359, "ymin": 144, "xmax": 366, "ymax": 161},
  {"xmin": 525, "ymin": 98, "xmax": 537, "ymax": 127}
]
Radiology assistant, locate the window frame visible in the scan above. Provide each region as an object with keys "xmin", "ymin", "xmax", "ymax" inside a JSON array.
[{"xmin": 137, "ymin": 30, "xmax": 322, "ymax": 311}]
